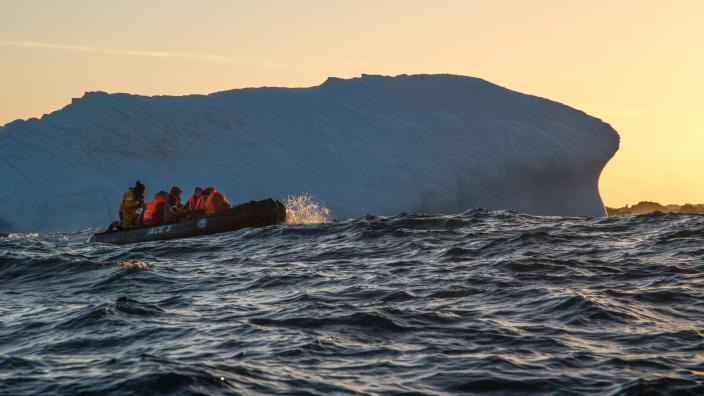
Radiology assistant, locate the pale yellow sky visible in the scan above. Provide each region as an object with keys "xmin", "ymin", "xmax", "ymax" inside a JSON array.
[{"xmin": 1, "ymin": 0, "xmax": 702, "ymax": 206}]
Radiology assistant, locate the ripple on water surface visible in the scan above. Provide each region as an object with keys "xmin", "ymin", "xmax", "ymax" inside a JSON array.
[{"xmin": 0, "ymin": 212, "xmax": 703, "ymax": 394}]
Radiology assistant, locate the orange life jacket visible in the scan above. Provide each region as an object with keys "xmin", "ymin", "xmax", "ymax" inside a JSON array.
[
  {"xmin": 143, "ymin": 193, "xmax": 168, "ymax": 225},
  {"xmin": 187, "ymin": 194, "xmax": 205, "ymax": 213},
  {"xmin": 205, "ymin": 190, "xmax": 233, "ymax": 216}
]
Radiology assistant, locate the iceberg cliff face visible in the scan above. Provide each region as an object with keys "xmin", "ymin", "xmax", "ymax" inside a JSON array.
[{"xmin": 0, "ymin": 74, "xmax": 619, "ymax": 232}]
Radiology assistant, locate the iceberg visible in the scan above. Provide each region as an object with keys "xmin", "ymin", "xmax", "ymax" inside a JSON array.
[{"xmin": 0, "ymin": 74, "xmax": 619, "ymax": 232}]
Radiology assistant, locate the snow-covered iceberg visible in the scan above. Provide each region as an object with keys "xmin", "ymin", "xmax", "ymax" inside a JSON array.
[{"xmin": 0, "ymin": 74, "xmax": 619, "ymax": 232}]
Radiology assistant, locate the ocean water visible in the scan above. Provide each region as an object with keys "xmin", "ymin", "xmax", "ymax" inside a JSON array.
[{"xmin": 1, "ymin": 210, "xmax": 703, "ymax": 395}]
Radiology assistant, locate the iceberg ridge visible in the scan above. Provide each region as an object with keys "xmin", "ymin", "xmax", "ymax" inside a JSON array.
[{"xmin": 0, "ymin": 74, "xmax": 619, "ymax": 232}]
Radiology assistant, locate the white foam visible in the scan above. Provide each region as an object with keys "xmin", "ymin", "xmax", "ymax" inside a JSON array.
[{"xmin": 285, "ymin": 194, "xmax": 331, "ymax": 224}]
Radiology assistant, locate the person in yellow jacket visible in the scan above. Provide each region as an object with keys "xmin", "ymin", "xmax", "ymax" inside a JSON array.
[{"xmin": 119, "ymin": 181, "xmax": 145, "ymax": 228}]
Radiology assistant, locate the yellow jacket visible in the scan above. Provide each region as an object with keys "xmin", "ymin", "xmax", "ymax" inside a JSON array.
[{"xmin": 119, "ymin": 188, "xmax": 141, "ymax": 213}]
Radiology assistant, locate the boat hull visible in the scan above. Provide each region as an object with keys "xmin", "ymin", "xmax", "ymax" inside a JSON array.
[{"xmin": 90, "ymin": 198, "xmax": 286, "ymax": 245}]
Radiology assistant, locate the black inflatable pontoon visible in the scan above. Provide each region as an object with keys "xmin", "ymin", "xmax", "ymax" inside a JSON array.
[{"xmin": 90, "ymin": 198, "xmax": 286, "ymax": 245}]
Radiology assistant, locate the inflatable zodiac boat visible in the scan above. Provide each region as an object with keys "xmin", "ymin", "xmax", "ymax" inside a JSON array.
[{"xmin": 90, "ymin": 199, "xmax": 286, "ymax": 245}]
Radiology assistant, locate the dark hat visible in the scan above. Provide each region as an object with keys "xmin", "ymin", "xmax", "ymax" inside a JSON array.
[{"xmin": 170, "ymin": 186, "xmax": 182, "ymax": 194}]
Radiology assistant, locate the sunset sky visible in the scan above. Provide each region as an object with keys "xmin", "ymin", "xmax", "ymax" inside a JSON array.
[{"xmin": 1, "ymin": 0, "xmax": 702, "ymax": 206}]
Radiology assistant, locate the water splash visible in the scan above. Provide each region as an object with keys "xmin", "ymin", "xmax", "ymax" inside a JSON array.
[{"xmin": 284, "ymin": 194, "xmax": 330, "ymax": 224}]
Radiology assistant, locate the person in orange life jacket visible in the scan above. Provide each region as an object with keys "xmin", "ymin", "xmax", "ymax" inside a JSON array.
[
  {"xmin": 203, "ymin": 187, "xmax": 233, "ymax": 216},
  {"xmin": 143, "ymin": 191, "xmax": 170, "ymax": 225},
  {"xmin": 186, "ymin": 187, "xmax": 206, "ymax": 215}
]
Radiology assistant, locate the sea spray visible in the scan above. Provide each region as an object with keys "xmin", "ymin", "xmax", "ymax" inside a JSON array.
[{"xmin": 284, "ymin": 194, "xmax": 330, "ymax": 224}]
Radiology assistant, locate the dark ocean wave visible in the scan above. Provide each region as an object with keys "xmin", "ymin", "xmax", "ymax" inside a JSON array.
[{"xmin": 1, "ymin": 211, "xmax": 703, "ymax": 395}]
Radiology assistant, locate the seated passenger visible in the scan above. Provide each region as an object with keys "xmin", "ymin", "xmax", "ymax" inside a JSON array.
[
  {"xmin": 168, "ymin": 186, "xmax": 185, "ymax": 216},
  {"xmin": 186, "ymin": 187, "xmax": 205, "ymax": 215},
  {"xmin": 143, "ymin": 191, "xmax": 170, "ymax": 225},
  {"xmin": 119, "ymin": 181, "xmax": 146, "ymax": 229},
  {"xmin": 204, "ymin": 187, "xmax": 233, "ymax": 216}
]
